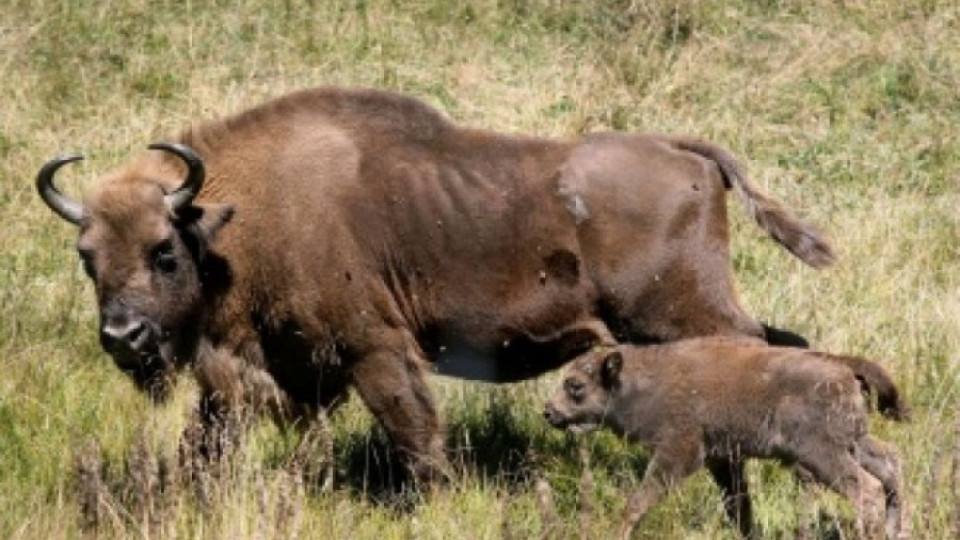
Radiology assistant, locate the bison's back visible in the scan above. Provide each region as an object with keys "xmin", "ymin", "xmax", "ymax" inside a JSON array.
[
  {"xmin": 563, "ymin": 134, "xmax": 764, "ymax": 342},
  {"xmin": 176, "ymin": 88, "xmax": 772, "ymax": 382}
]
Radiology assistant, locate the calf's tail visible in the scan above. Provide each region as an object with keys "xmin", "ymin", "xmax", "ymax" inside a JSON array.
[
  {"xmin": 827, "ymin": 354, "xmax": 910, "ymax": 421},
  {"xmin": 672, "ymin": 138, "xmax": 835, "ymax": 269}
]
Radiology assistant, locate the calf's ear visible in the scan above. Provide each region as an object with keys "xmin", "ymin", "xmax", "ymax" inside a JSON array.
[{"xmin": 601, "ymin": 351, "xmax": 623, "ymax": 388}]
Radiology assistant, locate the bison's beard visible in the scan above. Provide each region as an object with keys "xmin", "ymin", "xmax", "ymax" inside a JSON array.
[{"xmin": 112, "ymin": 346, "xmax": 177, "ymax": 404}]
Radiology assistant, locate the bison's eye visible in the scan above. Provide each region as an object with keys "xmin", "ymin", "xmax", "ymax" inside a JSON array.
[
  {"xmin": 78, "ymin": 250, "xmax": 96, "ymax": 279},
  {"xmin": 564, "ymin": 379, "xmax": 586, "ymax": 401},
  {"xmin": 151, "ymin": 240, "xmax": 177, "ymax": 273}
]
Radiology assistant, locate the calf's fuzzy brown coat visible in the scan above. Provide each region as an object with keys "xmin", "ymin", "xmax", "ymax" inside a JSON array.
[{"xmin": 544, "ymin": 337, "xmax": 909, "ymax": 540}]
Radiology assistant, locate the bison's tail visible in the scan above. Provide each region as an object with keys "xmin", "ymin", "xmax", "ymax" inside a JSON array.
[
  {"xmin": 828, "ymin": 354, "xmax": 910, "ymax": 421},
  {"xmin": 673, "ymin": 138, "xmax": 835, "ymax": 268}
]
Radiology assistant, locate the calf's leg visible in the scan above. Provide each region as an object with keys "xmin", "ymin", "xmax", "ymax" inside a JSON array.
[
  {"xmin": 706, "ymin": 457, "xmax": 754, "ymax": 538},
  {"xmin": 797, "ymin": 446, "xmax": 885, "ymax": 539},
  {"xmin": 619, "ymin": 436, "xmax": 704, "ymax": 540},
  {"xmin": 855, "ymin": 436, "xmax": 909, "ymax": 540}
]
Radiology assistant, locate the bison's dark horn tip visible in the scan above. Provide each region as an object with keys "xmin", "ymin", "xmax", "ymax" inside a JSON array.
[
  {"xmin": 37, "ymin": 153, "xmax": 86, "ymax": 225},
  {"xmin": 148, "ymin": 141, "xmax": 181, "ymax": 151},
  {"xmin": 147, "ymin": 142, "xmax": 204, "ymax": 169},
  {"xmin": 149, "ymin": 141, "xmax": 205, "ymax": 210},
  {"xmin": 39, "ymin": 154, "xmax": 85, "ymax": 172},
  {"xmin": 148, "ymin": 140, "xmax": 197, "ymax": 154}
]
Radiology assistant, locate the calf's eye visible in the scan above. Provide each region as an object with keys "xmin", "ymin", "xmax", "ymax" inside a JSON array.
[{"xmin": 564, "ymin": 379, "xmax": 585, "ymax": 401}]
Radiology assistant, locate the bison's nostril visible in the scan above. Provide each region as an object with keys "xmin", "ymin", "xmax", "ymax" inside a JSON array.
[
  {"xmin": 101, "ymin": 319, "xmax": 150, "ymax": 353},
  {"xmin": 127, "ymin": 321, "xmax": 149, "ymax": 351}
]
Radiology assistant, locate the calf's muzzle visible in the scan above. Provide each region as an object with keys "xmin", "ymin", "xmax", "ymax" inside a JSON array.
[{"xmin": 543, "ymin": 402, "xmax": 565, "ymax": 428}]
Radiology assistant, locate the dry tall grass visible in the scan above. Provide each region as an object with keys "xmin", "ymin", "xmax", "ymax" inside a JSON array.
[{"xmin": 1, "ymin": 1, "xmax": 957, "ymax": 539}]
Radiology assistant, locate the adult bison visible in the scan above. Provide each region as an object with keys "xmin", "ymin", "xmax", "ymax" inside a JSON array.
[{"xmin": 36, "ymin": 86, "xmax": 832, "ymax": 480}]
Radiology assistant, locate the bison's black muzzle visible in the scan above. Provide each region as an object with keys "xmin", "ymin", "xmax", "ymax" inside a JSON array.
[
  {"xmin": 99, "ymin": 309, "xmax": 172, "ymax": 402},
  {"xmin": 99, "ymin": 302, "xmax": 157, "ymax": 357},
  {"xmin": 100, "ymin": 318, "xmax": 151, "ymax": 355}
]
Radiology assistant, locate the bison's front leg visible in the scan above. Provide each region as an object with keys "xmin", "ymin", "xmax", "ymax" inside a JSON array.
[
  {"xmin": 180, "ymin": 390, "xmax": 242, "ymax": 466},
  {"xmin": 350, "ymin": 340, "xmax": 448, "ymax": 484},
  {"xmin": 183, "ymin": 344, "xmax": 292, "ymax": 465}
]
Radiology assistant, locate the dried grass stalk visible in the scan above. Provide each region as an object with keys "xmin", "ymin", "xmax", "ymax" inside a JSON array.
[
  {"xmin": 287, "ymin": 409, "xmax": 335, "ymax": 494},
  {"xmin": 500, "ymin": 494, "xmax": 516, "ymax": 540},
  {"xmin": 578, "ymin": 445, "xmax": 594, "ymax": 540},
  {"xmin": 73, "ymin": 438, "xmax": 105, "ymax": 532},
  {"xmin": 275, "ymin": 470, "xmax": 306, "ymax": 540},
  {"xmin": 72, "ymin": 438, "xmax": 124, "ymax": 533},
  {"xmin": 126, "ymin": 427, "xmax": 159, "ymax": 531},
  {"xmin": 921, "ymin": 427, "xmax": 948, "ymax": 533},
  {"xmin": 534, "ymin": 474, "xmax": 559, "ymax": 540},
  {"xmin": 951, "ymin": 419, "xmax": 960, "ymax": 538}
]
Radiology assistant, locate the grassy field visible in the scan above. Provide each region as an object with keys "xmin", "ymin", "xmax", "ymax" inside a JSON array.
[{"xmin": 1, "ymin": 0, "xmax": 958, "ymax": 538}]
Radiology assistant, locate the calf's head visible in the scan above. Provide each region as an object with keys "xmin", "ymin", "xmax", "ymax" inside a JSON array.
[
  {"xmin": 37, "ymin": 143, "xmax": 234, "ymax": 401},
  {"xmin": 544, "ymin": 349, "xmax": 623, "ymax": 433}
]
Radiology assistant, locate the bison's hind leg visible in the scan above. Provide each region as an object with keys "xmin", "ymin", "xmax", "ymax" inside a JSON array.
[
  {"xmin": 855, "ymin": 436, "xmax": 909, "ymax": 540},
  {"xmin": 350, "ymin": 330, "xmax": 448, "ymax": 486}
]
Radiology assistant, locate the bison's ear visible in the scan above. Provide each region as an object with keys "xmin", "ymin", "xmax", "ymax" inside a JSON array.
[
  {"xmin": 601, "ymin": 351, "xmax": 623, "ymax": 388},
  {"xmin": 177, "ymin": 203, "xmax": 235, "ymax": 242},
  {"xmin": 176, "ymin": 203, "xmax": 235, "ymax": 262},
  {"xmin": 193, "ymin": 203, "xmax": 235, "ymax": 242}
]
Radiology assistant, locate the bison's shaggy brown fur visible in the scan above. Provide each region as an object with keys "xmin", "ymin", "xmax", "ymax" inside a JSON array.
[
  {"xmin": 545, "ymin": 337, "xmax": 908, "ymax": 540},
  {"xmin": 37, "ymin": 87, "xmax": 832, "ymax": 480}
]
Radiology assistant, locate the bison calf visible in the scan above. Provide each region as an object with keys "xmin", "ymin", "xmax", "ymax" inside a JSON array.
[{"xmin": 544, "ymin": 337, "xmax": 909, "ymax": 540}]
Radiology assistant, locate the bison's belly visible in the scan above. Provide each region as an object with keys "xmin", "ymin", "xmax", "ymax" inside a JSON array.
[
  {"xmin": 426, "ymin": 332, "xmax": 577, "ymax": 382},
  {"xmin": 258, "ymin": 321, "xmax": 350, "ymax": 411},
  {"xmin": 419, "ymin": 288, "xmax": 605, "ymax": 382}
]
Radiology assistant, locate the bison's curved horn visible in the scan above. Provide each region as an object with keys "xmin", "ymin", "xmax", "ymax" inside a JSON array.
[
  {"xmin": 149, "ymin": 142, "xmax": 205, "ymax": 211},
  {"xmin": 36, "ymin": 155, "xmax": 85, "ymax": 225}
]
